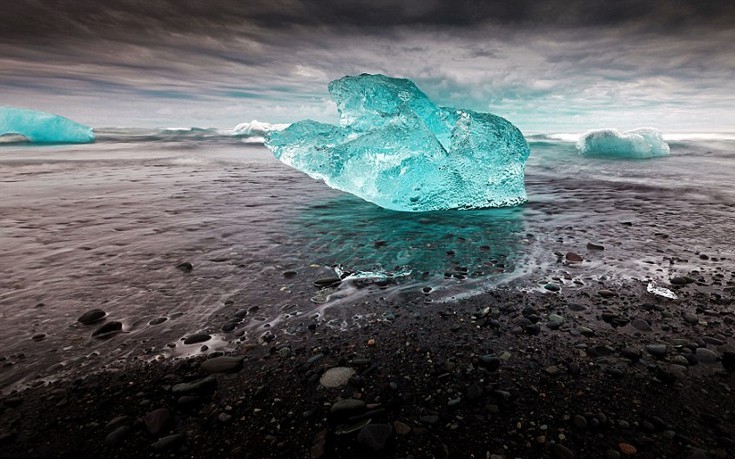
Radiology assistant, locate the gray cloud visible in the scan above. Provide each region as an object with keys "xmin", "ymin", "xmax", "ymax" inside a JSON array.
[{"xmin": 1, "ymin": 1, "xmax": 734, "ymax": 132}]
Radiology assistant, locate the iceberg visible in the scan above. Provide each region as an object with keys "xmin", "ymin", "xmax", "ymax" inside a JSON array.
[
  {"xmin": 577, "ymin": 128, "xmax": 670, "ymax": 159},
  {"xmin": 265, "ymin": 74, "xmax": 530, "ymax": 212},
  {"xmin": 0, "ymin": 106, "xmax": 94, "ymax": 144}
]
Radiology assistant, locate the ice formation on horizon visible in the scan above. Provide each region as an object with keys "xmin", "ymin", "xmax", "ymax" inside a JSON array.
[
  {"xmin": 0, "ymin": 106, "xmax": 95, "ymax": 144},
  {"xmin": 232, "ymin": 120, "xmax": 289, "ymax": 143},
  {"xmin": 577, "ymin": 128, "xmax": 670, "ymax": 159},
  {"xmin": 265, "ymin": 74, "xmax": 530, "ymax": 212}
]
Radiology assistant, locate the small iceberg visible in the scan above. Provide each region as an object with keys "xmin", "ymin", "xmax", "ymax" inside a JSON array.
[
  {"xmin": 0, "ymin": 106, "xmax": 95, "ymax": 144},
  {"xmin": 577, "ymin": 128, "xmax": 670, "ymax": 159}
]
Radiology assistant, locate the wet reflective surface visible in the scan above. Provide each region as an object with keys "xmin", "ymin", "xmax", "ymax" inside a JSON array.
[{"xmin": 1, "ymin": 135, "xmax": 733, "ymax": 391}]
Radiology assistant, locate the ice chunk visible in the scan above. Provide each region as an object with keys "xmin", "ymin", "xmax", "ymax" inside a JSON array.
[
  {"xmin": 265, "ymin": 74, "xmax": 530, "ymax": 212},
  {"xmin": 577, "ymin": 128, "xmax": 670, "ymax": 158},
  {"xmin": 0, "ymin": 106, "xmax": 94, "ymax": 144},
  {"xmin": 647, "ymin": 281, "xmax": 678, "ymax": 300}
]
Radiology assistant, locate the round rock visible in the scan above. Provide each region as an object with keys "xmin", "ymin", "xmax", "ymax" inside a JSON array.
[
  {"xmin": 200, "ymin": 356, "xmax": 244, "ymax": 374},
  {"xmin": 78, "ymin": 309, "xmax": 106, "ymax": 325},
  {"xmin": 694, "ymin": 348, "xmax": 720, "ymax": 363},
  {"xmin": 92, "ymin": 321, "xmax": 122, "ymax": 339},
  {"xmin": 320, "ymin": 367, "xmax": 355, "ymax": 388},
  {"xmin": 183, "ymin": 333, "xmax": 211, "ymax": 345}
]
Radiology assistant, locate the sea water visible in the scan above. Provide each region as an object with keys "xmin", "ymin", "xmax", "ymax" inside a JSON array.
[{"xmin": 1, "ymin": 129, "xmax": 733, "ymax": 390}]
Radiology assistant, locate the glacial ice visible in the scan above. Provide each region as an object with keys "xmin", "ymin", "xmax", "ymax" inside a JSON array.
[
  {"xmin": 265, "ymin": 74, "xmax": 530, "ymax": 212},
  {"xmin": 0, "ymin": 106, "xmax": 95, "ymax": 144},
  {"xmin": 577, "ymin": 128, "xmax": 670, "ymax": 159}
]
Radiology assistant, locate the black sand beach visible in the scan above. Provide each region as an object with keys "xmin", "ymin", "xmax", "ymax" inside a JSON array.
[{"xmin": 1, "ymin": 269, "xmax": 734, "ymax": 458}]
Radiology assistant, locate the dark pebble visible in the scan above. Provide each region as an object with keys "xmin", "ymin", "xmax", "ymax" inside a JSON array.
[
  {"xmin": 631, "ymin": 318, "xmax": 652, "ymax": 332},
  {"xmin": 183, "ymin": 333, "xmax": 211, "ymax": 345},
  {"xmin": 148, "ymin": 317, "xmax": 167, "ymax": 326},
  {"xmin": 544, "ymin": 284, "xmax": 560, "ymax": 292},
  {"xmin": 92, "ymin": 321, "xmax": 123, "ymax": 339},
  {"xmin": 144, "ymin": 408, "xmax": 172, "ymax": 435},
  {"xmin": 31, "ymin": 333, "xmax": 46, "ymax": 341},
  {"xmin": 283, "ymin": 271, "xmax": 298, "ymax": 278},
  {"xmin": 314, "ymin": 277, "xmax": 341, "ymax": 288},
  {"xmin": 586, "ymin": 242, "xmax": 605, "ymax": 250},
  {"xmin": 645, "ymin": 344, "xmax": 668, "ymax": 357},
  {"xmin": 171, "ymin": 375, "xmax": 217, "ymax": 394},
  {"xmin": 566, "ymin": 252, "xmax": 583, "ymax": 262},
  {"xmin": 200, "ymin": 356, "xmax": 243, "ymax": 373},
  {"xmin": 77, "ymin": 309, "xmax": 106, "ymax": 325},
  {"xmin": 598, "ymin": 289, "xmax": 617, "ymax": 298},
  {"xmin": 478, "ymin": 355, "xmax": 501, "ymax": 371},
  {"xmin": 176, "ymin": 262, "xmax": 193, "ymax": 272},
  {"xmin": 152, "ymin": 433, "xmax": 185, "ymax": 451},
  {"xmin": 357, "ymin": 424, "xmax": 393, "ymax": 452},
  {"xmin": 104, "ymin": 426, "xmax": 130, "ymax": 446}
]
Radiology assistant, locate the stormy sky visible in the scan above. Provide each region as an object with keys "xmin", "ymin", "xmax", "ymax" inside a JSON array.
[{"xmin": 2, "ymin": 0, "xmax": 734, "ymax": 132}]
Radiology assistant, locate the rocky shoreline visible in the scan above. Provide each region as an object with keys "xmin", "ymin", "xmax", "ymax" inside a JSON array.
[{"xmin": 1, "ymin": 274, "xmax": 734, "ymax": 458}]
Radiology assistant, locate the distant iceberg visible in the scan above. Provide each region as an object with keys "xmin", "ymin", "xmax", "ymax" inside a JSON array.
[
  {"xmin": 0, "ymin": 106, "xmax": 95, "ymax": 144},
  {"xmin": 577, "ymin": 128, "xmax": 670, "ymax": 159},
  {"xmin": 231, "ymin": 120, "xmax": 289, "ymax": 143}
]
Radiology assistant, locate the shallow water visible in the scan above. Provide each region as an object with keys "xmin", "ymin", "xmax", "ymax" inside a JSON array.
[{"xmin": 1, "ymin": 134, "xmax": 733, "ymax": 391}]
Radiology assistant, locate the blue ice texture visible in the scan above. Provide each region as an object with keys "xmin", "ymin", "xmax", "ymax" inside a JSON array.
[
  {"xmin": 0, "ymin": 106, "xmax": 95, "ymax": 144},
  {"xmin": 577, "ymin": 128, "xmax": 670, "ymax": 159},
  {"xmin": 265, "ymin": 74, "xmax": 530, "ymax": 212}
]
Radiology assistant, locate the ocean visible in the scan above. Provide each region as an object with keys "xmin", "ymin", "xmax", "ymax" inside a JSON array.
[{"xmin": 1, "ymin": 129, "xmax": 734, "ymax": 391}]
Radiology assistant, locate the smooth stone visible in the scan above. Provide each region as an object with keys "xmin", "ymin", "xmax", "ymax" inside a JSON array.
[
  {"xmin": 544, "ymin": 284, "xmax": 560, "ymax": 292},
  {"xmin": 566, "ymin": 252, "xmax": 583, "ymax": 262},
  {"xmin": 92, "ymin": 321, "xmax": 122, "ymax": 338},
  {"xmin": 670, "ymin": 276, "xmax": 692, "ymax": 285},
  {"xmin": 478, "ymin": 355, "xmax": 501, "ymax": 371},
  {"xmin": 176, "ymin": 262, "xmax": 193, "ymax": 272},
  {"xmin": 694, "ymin": 348, "xmax": 720, "ymax": 363},
  {"xmin": 152, "ymin": 433, "xmax": 185, "ymax": 451},
  {"xmin": 314, "ymin": 277, "xmax": 341, "ymax": 288},
  {"xmin": 550, "ymin": 443, "xmax": 575, "ymax": 459},
  {"xmin": 393, "ymin": 421, "xmax": 411, "ymax": 435},
  {"xmin": 104, "ymin": 426, "xmax": 130, "ymax": 446},
  {"xmin": 283, "ymin": 270, "xmax": 298, "ymax": 278},
  {"xmin": 572, "ymin": 414, "xmax": 587, "ymax": 429},
  {"xmin": 200, "ymin": 356, "xmax": 243, "ymax": 373},
  {"xmin": 357, "ymin": 424, "xmax": 393, "ymax": 452},
  {"xmin": 645, "ymin": 344, "xmax": 668, "ymax": 357},
  {"xmin": 329, "ymin": 399, "xmax": 365, "ymax": 417},
  {"xmin": 621, "ymin": 347, "xmax": 642, "ymax": 361},
  {"xmin": 683, "ymin": 313, "xmax": 699, "ymax": 324},
  {"xmin": 31, "ymin": 333, "xmax": 46, "ymax": 341},
  {"xmin": 144, "ymin": 408, "xmax": 171, "ymax": 435},
  {"xmin": 598, "ymin": 289, "xmax": 617, "ymax": 298},
  {"xmin": 171, "ymin": 375, "xmax": 217, "ymax": 394},
  {"xmin": 587, "ymin": 242, "xmax": 605, "ymax": 250},
  {"xmin": 183, "ymin": 333, "xmax": 211, "ymax": 345},
  {"xmin": 78, "ymin": 309, "xmax": 106, "ymax": 325},
  {"xmin": 149, "ymin": 317, "xmax": 167, "ymax": 326},
  {"xmin": 578, "ymin": 326, "xmax": 595, "ymax": 336},
  {"xmin": 631, "ymin": 318, "xmax": 653, "ymax": 332}
]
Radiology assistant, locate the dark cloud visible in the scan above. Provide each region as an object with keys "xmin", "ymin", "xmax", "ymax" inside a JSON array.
[
  {"xmin": 1, "ymin": 1, "xmax": 733, "ymax": 131},
  {"xmin": 3, "ymin": 0, "xmax": 735, "ymax": 42}
]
